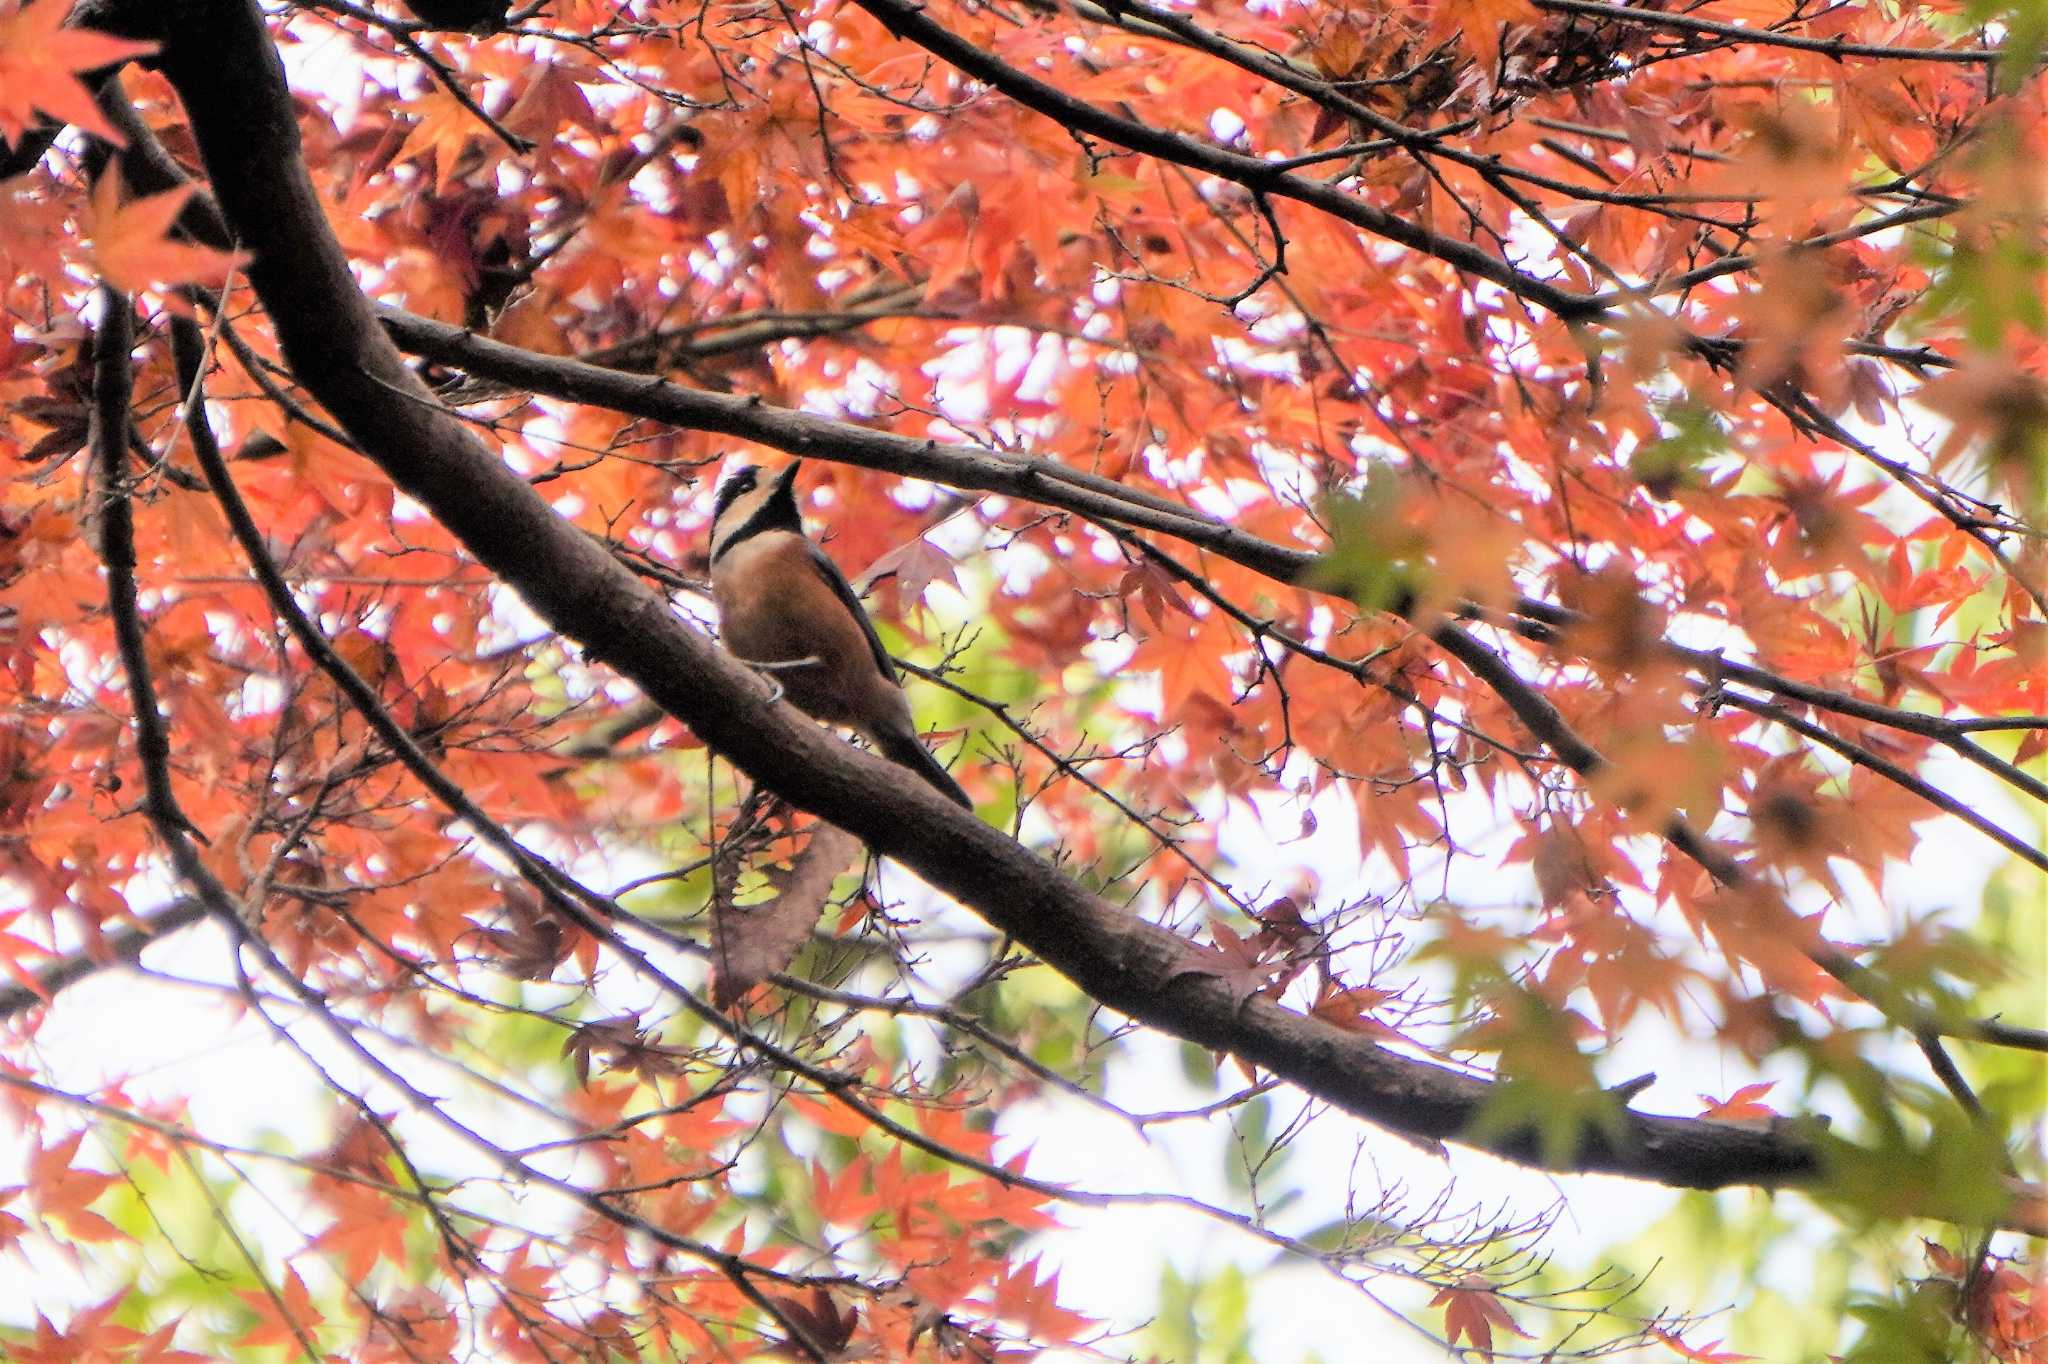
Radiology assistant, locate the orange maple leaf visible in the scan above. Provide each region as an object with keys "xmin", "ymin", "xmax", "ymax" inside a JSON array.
[
  {"xmin": 0, "ymin": 0, "xmax": 157, "ymax": 146},
  {"xmin": 235, "ymin": 1266, "xmax": 326, "ymax": 1352},
  {"xmin": 85, "ymin": 171, "xmax": 247, "ymax": 294},
  {"xmin": 1431, "ymin": 1275, "xmax": 1532, "ymax": 1356},
  {"xmin": 983, "ymin": 1257, "xmax": 1095, "ymax": 1344},
  {"xmin": 9, "ymin": 1293, "xmax": 212, "ymax": 1363},
  {"xmin": 395, "ymin": 87, "xmax": 494, "ymax": 192},
  {"xmin": 0, "ymin": 906, "xmax": 53, "ymax": 1002},
  {"xmin": 1428, "ymin": 0, "xmax": 1540, "ymax": 70},
  {"xmin": 1309, "ymin": 984, "xmax": 1407, "ymax": 1042},
  {"xmin": 0, "ymin": 1186, "xmax": 27, "ymax": 1256},
  {"xmin": 500, "ymin": 59, "xmax": 604, "ymax": 145},
  {"xmin": 309, "ymin": 1184, "xmax": 412, "ymax": 1282},
  {"xmin": 1697, "ymin": 1081, "xmax": 1779, "ymax": 1121},
  {"xmin": 29, "ymin": 1129, "xmax": 124, "ymax": 1242},
  {"xmin": 1650, "ymin": 1326, "xmax": 1759, "ymax": 1361}
]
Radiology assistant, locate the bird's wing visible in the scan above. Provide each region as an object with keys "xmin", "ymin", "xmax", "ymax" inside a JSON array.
[{"xmin": 805, "ymin": 540, "xmax": 900, "ymax": 683}]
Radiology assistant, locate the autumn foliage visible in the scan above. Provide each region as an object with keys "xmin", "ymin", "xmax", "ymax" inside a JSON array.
[{"xmin": 0, "ymin": 0, "xmax": 2045, "ymax": 1359}]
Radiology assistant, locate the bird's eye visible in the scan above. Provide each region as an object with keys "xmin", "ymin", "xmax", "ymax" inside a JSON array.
[{"xmin": 712, "ymin": 466, "xmax": 759, "ymax": 519}]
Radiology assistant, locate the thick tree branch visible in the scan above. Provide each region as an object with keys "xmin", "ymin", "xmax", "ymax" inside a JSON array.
[
  {"xmin": 67, "ymin": 0, "xmax": 1976, "ymax": 1214},
  {"xmin": 374, "ymin": 311, "xmax": 2048, "ymax": 891},
  {"xmin": 88, "ymin": 78, "xmax": 2048, "ymax": 829}
]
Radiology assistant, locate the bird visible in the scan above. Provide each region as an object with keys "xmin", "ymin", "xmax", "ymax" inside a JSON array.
[{"xmin": 708, "ymin": 459, "xmax": 972, "ymax": 808}]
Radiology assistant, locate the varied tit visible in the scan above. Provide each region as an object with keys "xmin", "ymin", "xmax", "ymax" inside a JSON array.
[{"xmin": 708, "ymin": 460, "xmax": 971, "ymax": 809}]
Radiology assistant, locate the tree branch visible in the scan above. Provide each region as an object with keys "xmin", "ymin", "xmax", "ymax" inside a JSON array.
[
  {"xmin": 55, "ymin": 0, "xmax": 2043, "ymax": 1228},
  {"xmin": 86, "ymin": 79, "xmax": 2048, "ymax": 829},
  {"xmin": 844, "ymin": 0, "xmax": 1602, "ymax": 321},
  {"xmin": 61, "ymin": 0, "xmax": 1956, "ymax": 1214},
  {"xmin": 1531, "ymin": 0, "xmax": 2006, "ymax": 64},
  {"xmin": 0, "ymin": 898, "xmax": 208, "ymax": 1023}
]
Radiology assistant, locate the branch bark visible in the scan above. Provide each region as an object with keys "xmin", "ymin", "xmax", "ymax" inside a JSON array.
[
  {"xmin": 58, "ymin": 0, "xmax": 2044, "ymax": 1229},
  {"xmin": 85, "ymin": 78, "xmax": 2048, "ymax": 838},
  {"xmin": 0, "ymin": 899, "xmax": 208, "ymax": 1023}
]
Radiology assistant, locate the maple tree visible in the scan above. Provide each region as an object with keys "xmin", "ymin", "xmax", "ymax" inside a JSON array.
[{"xmin": 0, "ymin": 0, "xmax": 2044, "ymax": 1358}]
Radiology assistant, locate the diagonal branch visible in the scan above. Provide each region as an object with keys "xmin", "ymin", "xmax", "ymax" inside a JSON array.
[
  {"xmin": 1531, "ymin": 0, "xmax": 2006, "ymax": 63},
  {"xmin": 375, "ymin": 310, "xmax": 2048, "ymax": 933},
  {"xmin": 66, "ymin": 0, "xmax": 2048, "ymax": 1225},
  {"xmin": 845, "ymin": 0, "xmax": 1601, "ymax": 321},
  {"xmin": 84, "ymin": 79, "xmax": 2048, "ymax": 838},
  {"xmin": 0, "ymin": 898, "xmax": 208, "ymax": 1023}
]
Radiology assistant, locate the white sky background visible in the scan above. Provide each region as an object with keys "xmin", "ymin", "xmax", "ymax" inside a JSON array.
[
  {"xmin": 3, "ymin": 8, "xmax": 2043, "ymax": 1362},
  {"xmin": 0, "ymin": 749, "xmax": 2022, "ymax": 1361}
]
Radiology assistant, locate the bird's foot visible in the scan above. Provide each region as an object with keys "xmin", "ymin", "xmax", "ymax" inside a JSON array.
[{"xmin": 743, "ymin": 654, "xmax": 821, "ymax": 706}]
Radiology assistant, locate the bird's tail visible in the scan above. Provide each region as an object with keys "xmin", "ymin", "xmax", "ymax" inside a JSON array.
[{"xmin": 874, "ymin": 729, "xmax": 972, "ymax": 809}]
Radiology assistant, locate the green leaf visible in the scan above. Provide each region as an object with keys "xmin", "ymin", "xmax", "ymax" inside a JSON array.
[
  {"xmin": 1838, "ymin": 1281, "xmax": 1966, "ymax": 1364},
  {"xmin": 1307, "ymin": 470, "xmax": 1427, "ymax": 614},
  {"xmin": 1630, "ymin": 402, "xmax": 1726, "ymax": 498},
  {"xmin": 1147, "ymin": 1263, "xmax": 1255, "ymax": 1364}
]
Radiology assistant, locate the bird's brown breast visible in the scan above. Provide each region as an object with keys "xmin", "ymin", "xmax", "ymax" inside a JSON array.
[{"xmin": 711, "ymin": 531, "xmax": 905, "ymax": 733}]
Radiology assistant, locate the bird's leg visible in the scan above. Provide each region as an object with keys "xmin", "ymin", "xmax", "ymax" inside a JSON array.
[{"xmin": 740, "ymin": 654, "xmax": 821, "ymax": 706}]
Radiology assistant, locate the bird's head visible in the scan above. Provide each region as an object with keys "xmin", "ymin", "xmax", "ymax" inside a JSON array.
[{"xmin": 710, "ymin": 459, "xmax": 802, "ymax": 560}]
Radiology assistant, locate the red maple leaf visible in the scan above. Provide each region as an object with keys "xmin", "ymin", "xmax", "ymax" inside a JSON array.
[
  {"xmin": 85, "ymin": 172, "xmax": 248, "ymax": 294},
  {"xmin": 0, "ymin": 1, "xmax": 157, "ymax": 146},
  {"xmin": 1431, "ymin": 1276, "xmax": 1531, "ymax": 1357},
  {"xmin": 1697, "ymin": 1082, "xmax": 1780, "ymax": 1121}
]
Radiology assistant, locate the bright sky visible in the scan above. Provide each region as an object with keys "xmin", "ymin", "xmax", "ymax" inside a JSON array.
[
  {"xmin": 4, "ymin": 11, "xmax": 2037, "ymax": 1362},
  {"xmin": 0, "ymin": 737, "xmax": 2019, "ymax": 1359}
]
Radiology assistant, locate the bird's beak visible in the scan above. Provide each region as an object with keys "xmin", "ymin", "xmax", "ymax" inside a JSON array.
[{"xmin": 771, "ymin": 460, "xmax": 802, "ymax": 492}]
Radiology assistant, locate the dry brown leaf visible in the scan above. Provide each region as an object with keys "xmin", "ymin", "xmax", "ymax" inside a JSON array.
[{"xmin": 710, "ymin": 823, "xmax": 862, "ymax": 1008}]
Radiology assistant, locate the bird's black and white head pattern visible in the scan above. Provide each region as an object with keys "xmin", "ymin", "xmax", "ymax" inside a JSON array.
[
  {"xmin": 709, "ymin": 459, "xmax": 802, "ymax": 561},
  {"xmin": 711, "ymin": 462, "xmax": 761, "ymax": 525}
]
